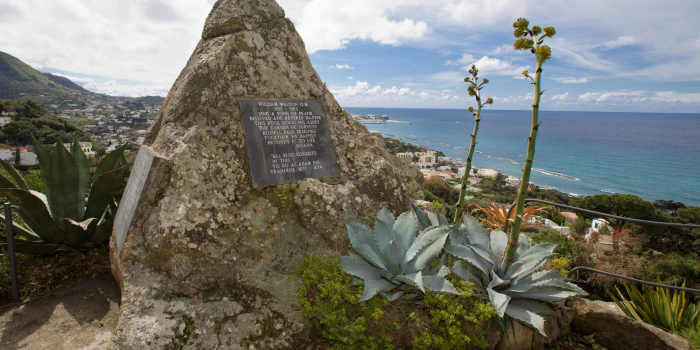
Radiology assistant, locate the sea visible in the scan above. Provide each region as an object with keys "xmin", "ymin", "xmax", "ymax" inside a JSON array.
[{"xmin": 344, "ymin": 108, "xmax": 700, "ymax": 206}]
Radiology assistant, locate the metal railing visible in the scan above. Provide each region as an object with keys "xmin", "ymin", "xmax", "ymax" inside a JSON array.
[
  {"xmin": 503, "ymin": 198, "xmax": 700, "ymax": 293},
  {"xmin": 0, "ymin": 202, "xmax": 20, "ymax": 303}
]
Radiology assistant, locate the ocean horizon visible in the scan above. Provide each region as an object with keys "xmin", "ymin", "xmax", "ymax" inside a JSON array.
[{"xmin": 344, "ymin": 107, "xmax": 700, "ymax": 206}]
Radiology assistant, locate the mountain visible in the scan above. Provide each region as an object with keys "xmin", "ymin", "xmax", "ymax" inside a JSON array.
[{"xmin": 0, "ymin": 51, "xmax": 86, "ymax": 102}]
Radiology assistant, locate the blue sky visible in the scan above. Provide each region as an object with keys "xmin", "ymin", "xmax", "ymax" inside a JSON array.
[{"xmin": 2, "ymin": 0, "xmax": 699, "ymax": 112}]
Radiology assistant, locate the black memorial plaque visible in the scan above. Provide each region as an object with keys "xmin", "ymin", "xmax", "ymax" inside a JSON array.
[
  {"xmin": 114, "ymin": 146, "xmax": 162, "ymax": 254},
  {"xmin": 239, "ymin": 98, "xmax": 340, "ymax": 188}
]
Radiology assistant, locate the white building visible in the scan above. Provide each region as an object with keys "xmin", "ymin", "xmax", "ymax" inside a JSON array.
[
  {"xmin": 63, "ymin": 142, "xmax": 96, "ymax": 157},
  {"xmin": 477, "ymin": 168, "xmax": 499, "ymax": 178},
  {"xmin": 0, "ymin": 147, "xmax": 38, "ymax": 165}
]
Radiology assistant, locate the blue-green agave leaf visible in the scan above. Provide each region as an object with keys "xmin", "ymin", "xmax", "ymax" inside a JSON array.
[
  {"xmin": 375, "ymin": 207, "xmax": 395, "ymax": 228},
  {"xmin": 355, "ymin": 243, "xmax": 389, "ymax": 272},
  {"xmin": 510, "ymin": 270, "xmax": 566, "ymax": 290},
  {"xmin": 0, "ymin": 158, "xmax": 28, "ymax": 190},
  {"xmin": 403, "ymin": 226, "xmax": 451, "ymax": 265},
  {"xmin": 488, "ymin": 288, "xmax": 512, "ymax": 318},
  {"xmin": 359, "ymin": 278, "xmax": 396, "ymax": 302},
  {"xmin": 427, "ymin": 211, "xmax": 440, "ymax": 226},
  {"xmin": 374, "ymin": 219, "xmax": 394, "ymax": 256},
  {"xmin": 445, "ymin": 244, "xmax": 492, "ymax": 277},
  {"xmin": 463, "ymin": 215, "xmax": 489, "ymax": 245},
  {"xmin": 403, "ymin": 227, "xmax": 451, "ymax": 274},
  {"xmin": 513, "ymin": 233, "xmax": 531, "ymax": 260},
  {"xmin": 517, "ymin": 242, "xmax": 557, "ymax": 261},
  {"xmin": 426, "ymin": 265, "xmax": 451, "ymax": 278},
  {"xmin": 83, "ymin": 165, "xmax": 126, "ymax": 221},
  {"xmin": 48, "ymin": 138, "xmax": 81, "ymax": 224},
  {"xmin": 93, "ymin": 142, "xmax": 129, "ymax": 180},
  {"xmin": 490, "ymin": 230, "xmax": 508, "ymax": 256},
  {"xmin": 507, "ymin": 251, "xmax": 558, "ymax": 280},
  {"xmin": 346, "ymin": 222, "xmax": 381, "ymax": 255},
  {"xmin": 452, "ymin": 262, "xmax": 485, "ymax": 291},
  {"xmin": 339, "ymin": 255, "xmax": 383, "ymax": 281},
  {"xmin": 505, "ymin": 300, "xmax": 547, "ymax": 335},
  {"xmin": 381, "ymin": 290, "xmax": 405, "ymax": 302},
  {"xmin": 503, "ymin": 287, "xmax": 584, "ymax": 302},
  {"xmin": 448, "ymin": 226, "xmax": 469, "ymax": 246},
  {"xmin": 488, "ymin": 271, "xmax": 511, "ymax": 290},
  {"xmin": 384, "ymin": 238, "xmax": 405, "ymax": 275},
  {"xmin": 62, "ymin": 218, "xmax": 97, "ymax": 248},
  {"xmin": 510, "ymin": 299, "xmax": 554, "ymax": 315},
  {"xmin": 436, "ymin": 212, "xmax": 447, "ymax": 225},
  {"xmin": 411, "ymin": 203, "xmax": 430, "ymax": 230},
  {"xmin": 0, "ymin": 188, "xmax": 63, "ymax": 243},
  {"xmin": 70, "ymin": 139, "xmax": 90, "ymax": 219},
  {"xmin": 395, "ymin": 271, "xmax": 424, "ymax": 293},
  {"xmin": 423, "ymin": 275, "xmax": 460, "ymax": 295},
  {"xmin": 393, "ymin": 210, "xmax": 418, "ymax": 251}
]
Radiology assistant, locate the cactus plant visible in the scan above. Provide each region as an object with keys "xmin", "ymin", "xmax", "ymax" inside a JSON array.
[
  {"xmin": 445, "ymin": 214, "xmax": 586, "ymax": 335},
  {"xmin": 453, "ymin": 65, "xmax": 493, "ymax": 224},
  {"xmin": 0, "ymin": 137, "xmax": 128, "ymax": 255},
  {"xmin": 502, "ymin": 18, "xmax": 556, "ymax": 270},
  {"xmin": 339, "ymin": 205, "xmax": 460, "ymax": 302}
]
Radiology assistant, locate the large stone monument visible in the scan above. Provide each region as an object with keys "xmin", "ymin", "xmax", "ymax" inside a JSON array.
[{"xmin": 109, "ymin": 0, "xmax": 422, "ymax": 348}]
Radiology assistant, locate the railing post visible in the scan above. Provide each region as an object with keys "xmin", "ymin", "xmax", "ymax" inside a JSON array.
[{"xmin": 5, "ymin": 202, "xmax": 20, "ymax": 303}]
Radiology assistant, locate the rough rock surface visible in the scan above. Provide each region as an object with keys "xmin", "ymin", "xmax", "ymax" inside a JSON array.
[
  {"xmin": 494, "ymin": 305, "xmax": 574, "ymax": 350},
  {"xmin": 569, "ymin": 297, "xmax": 692, "ymax": 350},
  {"xmin": 109, "ymin": 0, "xmax": 421, "ymax": 348}
]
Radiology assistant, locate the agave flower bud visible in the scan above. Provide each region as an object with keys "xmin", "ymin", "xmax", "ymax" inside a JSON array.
[
  {"xmin": 535, "ymin": 45, "xmax": 552, "ymax": 63},
  {"xmin": 468, "ymin": 106, "xmax": 475, "ymax": 112},
  {"xmin": 485, "ymin": 97, "xmax": 494, "ymax": 105},
  {"xmin": 543, "ymin": 27, "xmax": 556, "ymax": 38},
  {"xmin": 513, "ymin": 18, "xmax": 530, "ymax": 37},
  {"xmin": 482, "ymin": 78, "xmax": 489, "ymax": 84},
  {"xmin": 464, "ymin": 77, "xmax": 471, "ymax": 83},
  {"xmin": 532, "ymin": 26, "xmax": 542, "ymax": 36},
  {"xmin": 514, "ymin": 38, "xmax": 534, "ymax": 50},
  {"xmin": 467, "ymin": 85, "xmax": 476, "ymax": 96},
  {"xmin": 522, "ymin": 70, "xmax": 530, "ymax": 78}
]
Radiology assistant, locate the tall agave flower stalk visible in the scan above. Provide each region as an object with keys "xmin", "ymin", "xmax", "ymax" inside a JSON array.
[
  {"xmin": 453, "ymin": 65, "xmax": 493, "ymax": 224},
  {"xmin": 502, "ymin": 19, "xmax": 556, "ymax": 270}
]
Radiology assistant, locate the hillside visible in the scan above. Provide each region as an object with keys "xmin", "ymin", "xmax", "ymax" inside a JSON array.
[
  {"xmin": 0, "ymin": 99, "xmax": 92, "ymax": 147},
  {"xmin": 0, "ymin": 51, "xmax": 84, "ymax": 103}
]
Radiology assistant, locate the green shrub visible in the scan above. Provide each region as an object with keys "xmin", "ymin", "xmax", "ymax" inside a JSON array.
[{"xmin": 298, "ymin": 255, "xmax": 495, "ymax": 349}]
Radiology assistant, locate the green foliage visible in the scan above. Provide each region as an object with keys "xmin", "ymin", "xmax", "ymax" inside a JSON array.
[
  {"xmin": 339, "ymin": 205, "xmax": 459, "ymax": 302},
  {"xmin": 530, "ymin": 228, "xmax": 590, "ymax": 269},
  {"xmin": 572, "ymin": 194, "xmax": 667, "ymax": 232},
  {"xmin": 268, "ymin": 186, "xmax": 297, "ymax": 207},
  {"xmin": 0, "ymin": 137, "xmax": 129, "ymax": 255},
  {"xmin": 646, "ymin": 253, "xmax": 700, "ymax": 291},
  {"xmin": 609, "ymin": 281, "xmax": 700, "ymax": 333},
  {"xmin": 0, "ymin": 100, "xmax": 91, "ymax": 146},
  {"xmin": 298, "ymin": 255, "xmax": 494, "ymax": 349},
  {"xmin": 446, "ymin": 215, "xmax": 586, "ymax": 335},
  {"xmin": 423, "ymin": 178, "xmax": 458, "ymax": 205}
]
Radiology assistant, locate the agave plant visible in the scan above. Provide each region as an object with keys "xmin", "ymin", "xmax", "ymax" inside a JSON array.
[
  {"xmin": 609, "ymin": 280, "xmax": 700, "ymax": 333},
  {"xmin": 0, "ymin": 137, "xmax": 128, "ymax": 255},
  {"xmin": 339, "ymin": 205, "xmax": 460, "ymax": 302},
  {"xmin": 471, "ymin": 200, "xmax": 548, "ymax": 231},
  {"xmin": 445, "ymin": 215, "xmax": 586, "ymax": 335}
]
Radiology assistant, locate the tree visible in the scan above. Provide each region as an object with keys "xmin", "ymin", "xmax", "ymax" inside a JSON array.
[
  {"xmin": 422, "ymin": 178, "xmax": 458, "ymax": 205},
  {"xmin": 572, "ymin": 194, "xmax": 667, "ymax": 252},
  {"xmin": 653, "ymin": 199, "xmax": 686, "ymax": 215}
]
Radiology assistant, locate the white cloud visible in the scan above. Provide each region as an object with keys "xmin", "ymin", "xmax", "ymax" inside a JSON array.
[
  {"xmin": 330, "ymin": 64, "xmax": 354, "ymax": 69},
  {"xmin": 279, "ymin": 0, "xmax": 430, "ymax": 53},
  {"xmin": 551, "ymin": 92, "xmax": 568, "ymax": 100},
  {"xmin": 654, "ymin": 91, "xmax": 700, "ymax": 103},
  {"xmin": 455, "ymin": 54, "xmax": 528, "ymax": 77},
  {"xmin": 553, "ymin": 77, "xmax": 590, "ymax": 84},
  {"xmin": 431, "ymin": 71, "xmax": 464, "ymax": 82},
  {"xmin": 602, "ymin": 35, "xmax": 635, "ymax": 49},
  {"xmin": 347, "ymin": 76, "xmax": 354, "ymax": 80},
  {"xmin": 579, "ymin": 90, "xmax": 646, "ymax": 102}
]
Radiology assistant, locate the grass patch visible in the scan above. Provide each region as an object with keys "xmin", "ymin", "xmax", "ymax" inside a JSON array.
[{"xmin": 298, "ymin": 255, "xmax": 496, "ymax": 349}]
